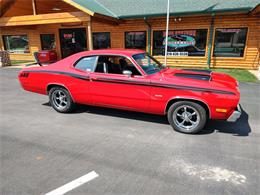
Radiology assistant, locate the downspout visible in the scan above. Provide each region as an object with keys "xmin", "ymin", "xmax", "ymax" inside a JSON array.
[
  {"xmin": 144, "ymin": 17, "xmax": 151, "ymax": 55},
  {"xmin": 207, "ymin": 13, "xmax": 215, "ymax": 68}
]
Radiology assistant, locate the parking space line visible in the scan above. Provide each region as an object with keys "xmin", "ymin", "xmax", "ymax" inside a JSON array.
[{"xmin": 45, "ymin": 171, "xmax": 99, "ymax": 195}]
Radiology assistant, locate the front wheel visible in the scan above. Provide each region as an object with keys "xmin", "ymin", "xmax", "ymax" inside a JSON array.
[
  {"xmin": 49, "ymin": 87, "xmax": 75, "ymax": 113},
  {"xmin": 167, "ymin": 101, "xmax": 207, "ymax": 134}
]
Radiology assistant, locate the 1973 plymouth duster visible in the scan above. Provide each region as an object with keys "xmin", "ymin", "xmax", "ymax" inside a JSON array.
[{"xmin": 18, "ymin": 49, "xmax": 241, "ymax": 134}]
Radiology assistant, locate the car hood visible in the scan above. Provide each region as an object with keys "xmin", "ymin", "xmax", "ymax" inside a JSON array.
[{"xmin": 151, "ymin": 68, "xmax": 239, "ymax": 95}]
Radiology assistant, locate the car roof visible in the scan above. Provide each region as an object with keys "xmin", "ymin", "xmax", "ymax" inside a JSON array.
[{"xmin": 74, "ymin": 49, "xmax": 146, "ymax": 58}]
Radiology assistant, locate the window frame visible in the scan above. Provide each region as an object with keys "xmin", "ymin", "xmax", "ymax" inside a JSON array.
[
  {"xmin": 125, "ymin": 31, "xmax": 147, "ymax": 51},
  {"xmin": 92, "ymin": 54, "xmax": 144, "ymax": 76},
  {"xmin": 92, "ymin": 32, "xmax": 111, "ymax": 49},
  {"xmin": 212, "ymin": 27, "xmax": 248, "ymax": 58},
  {"xmin": 152, "ymin": 28, "xmax": 209, "ymax": 58},
  {"xmin": 40, "ymin": 33, "xmax": 56, "ymax": 50},
  {"xmin": 2, "ymin": 34, "xmax": 30, "ymax": 54}
]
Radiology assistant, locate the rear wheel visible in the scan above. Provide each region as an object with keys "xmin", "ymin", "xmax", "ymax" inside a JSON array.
[
  {"xmin": 167, "ymin": 101, "xmax": 207, "ymax": 134},
  {"xmin": 49, "ymin": 87, "xmax": 75, "ymax": 113}
]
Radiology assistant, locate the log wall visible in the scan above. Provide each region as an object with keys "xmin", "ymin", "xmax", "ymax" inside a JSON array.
[{"xmin": 0, "ymin": 13, "xmax": 259, "ymax": 69}]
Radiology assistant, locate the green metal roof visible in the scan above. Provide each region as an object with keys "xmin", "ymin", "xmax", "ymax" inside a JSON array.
[{"xmin": 71, "ymin": 0, "xmax": 260, "ymax": 19}]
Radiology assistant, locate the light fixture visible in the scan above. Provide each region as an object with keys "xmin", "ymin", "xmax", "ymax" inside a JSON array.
[
  {"xmin": 174, "ymin": 18, "xmax": 182, "ymax": 22},
  {"xmin": 52, "ymin": 7, "xmax": 61, "ymax": 11}
]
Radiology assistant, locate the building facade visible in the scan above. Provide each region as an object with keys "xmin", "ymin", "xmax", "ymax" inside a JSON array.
[{"xmin": 0, "ymin": 0, "xmax": 259, "ymax": 69}]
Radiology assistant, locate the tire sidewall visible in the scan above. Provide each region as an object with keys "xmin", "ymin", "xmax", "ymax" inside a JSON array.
[
  {"xmin": 49, "ymin": 87, "xmax": 74, "ymax": 113},
  {"xmin": 167, "ymin": 101, "xmax": 207, "ymax": 134}
]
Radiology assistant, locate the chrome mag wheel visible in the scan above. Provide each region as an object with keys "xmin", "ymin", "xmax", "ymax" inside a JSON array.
[
  {"xmin": 51, "ymin": 89, "xmax": 68, "ymax": 110},
  {"xmin": 173, "ymin": 105, "xmax": 200, "ymax": 131}
]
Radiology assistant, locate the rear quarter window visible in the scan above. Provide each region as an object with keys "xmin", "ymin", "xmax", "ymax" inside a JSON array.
[{"xmin": 74, "ymin": 56, "xmax": 97, "ymax": 72}]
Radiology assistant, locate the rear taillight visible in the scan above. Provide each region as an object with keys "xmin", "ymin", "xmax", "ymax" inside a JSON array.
[{"xmin": 19, "ymin": 72, "xmax": 30, "ymax": 78}]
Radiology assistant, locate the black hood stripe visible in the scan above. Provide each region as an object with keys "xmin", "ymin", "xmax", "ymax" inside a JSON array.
[
  {"xmin": 24, "ymin": 70, "xmax": 235, "ymax": 95},
  {"xmin": 181, "ymin": 69, "xmax": 212, "ymax": 74},
  {"xmin": 174, "ymin": 73, "xmax": 211, "ymax": 81}
]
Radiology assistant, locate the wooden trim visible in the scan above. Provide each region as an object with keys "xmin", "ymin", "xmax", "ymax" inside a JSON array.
[
  {"xmin": 0, "ymin": 12, "xmax": 90, "ymax": 26},
  {"xmin": 62, "ymin": 0, "xmax": 94, "ymax": 16},
  {"xmin": 32, "ymin": 0, "xmax": 37, "ymax": 15}
]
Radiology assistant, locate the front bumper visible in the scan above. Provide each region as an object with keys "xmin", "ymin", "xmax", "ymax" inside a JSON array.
[{"xmin": 227, "ymin": 104, "xmax": 241, "ymax": 122}]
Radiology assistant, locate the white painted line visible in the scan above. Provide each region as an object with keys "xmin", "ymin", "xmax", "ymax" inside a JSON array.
[{"xmin": 45, "ymin": 171, "xmax": 99, "ymax": 195}]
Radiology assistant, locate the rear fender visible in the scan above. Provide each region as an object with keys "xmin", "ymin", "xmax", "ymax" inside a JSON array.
[{"xmin": 46, "ymin": 83, "xmax": 75, "ymax": 102}]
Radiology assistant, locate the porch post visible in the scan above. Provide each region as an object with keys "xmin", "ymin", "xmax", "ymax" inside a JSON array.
[
  {"xmin": 87, "ymin": 20, "xmax": 93, "ymax": 50},
  {"xmin": 207, "ymin": 13, "xmax": 215, "ymax": 68},
  {"xmin": 144, "ymin": 17, "xmax": 151, "ymax": 55},
  {"xmin": 0, "ymin": 34, "xmax": 4, "ymax": 50}
]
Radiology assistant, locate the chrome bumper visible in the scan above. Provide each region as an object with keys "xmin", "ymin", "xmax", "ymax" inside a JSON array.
[{"xmin": 227, "ymin": 104, "xmax": 241, "ymax": 122}]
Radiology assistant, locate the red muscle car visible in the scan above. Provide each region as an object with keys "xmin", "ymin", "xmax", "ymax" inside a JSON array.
[{"xmin": 18, "ymin": 49, "xmax": 241, "ymax": 134}]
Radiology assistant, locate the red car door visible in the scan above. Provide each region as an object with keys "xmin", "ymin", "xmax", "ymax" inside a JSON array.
[{"xmin": 89, "ymin": 55, "xmax": 151, "ymax": 112}]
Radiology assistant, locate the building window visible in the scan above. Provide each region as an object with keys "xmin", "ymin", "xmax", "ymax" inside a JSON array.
[
  {"xmin": 3, "ymin": 35, "xmax": 29, "ymax": 54},
  {"xmin": 153, "ymin": 29, "xmax": 208, "ymax": 56},
  {"xmin": 213, "ymin": 28, "xmax": 248, "ymax": 57},
  {"xmin": 40, "ymin": 34, "xmax": 56, "ymax": 50},
  {"xmin": 93, "ymin": 32, "xmax": 111, "ymax": 49},
  {"xmin": 125, "ymin": 31, "xmax": 146, "ymax": 50}
]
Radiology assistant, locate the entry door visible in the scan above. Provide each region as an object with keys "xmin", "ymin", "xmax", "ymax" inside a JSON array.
[
  {"xmin": 59, "ymin": 28, "xmax": 87, "ymax": 58},
  {"xmin": 90, "ymin": 73, "xmax": 151, "ymax": 112}
]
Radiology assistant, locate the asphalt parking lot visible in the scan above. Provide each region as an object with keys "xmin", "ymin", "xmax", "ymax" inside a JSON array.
[{"xmin": 1, "ymin": 68, "xmax": 260, "ymax": 195}]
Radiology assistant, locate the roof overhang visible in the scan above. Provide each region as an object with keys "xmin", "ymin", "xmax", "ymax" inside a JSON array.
[
  {"xmin": 118, "ymin": 7, "xmax": 257, "ymax": 19},
  {"xmin": 249, "ymin": 3, "xmax": 260, "ymax": 15},
  {"xmin": 62, "ymin": 0, "xmax": 95, "ymax": 16},
  {"xmin": 0, "ymin": 11, "xmax": 90, "ymax": 27}
]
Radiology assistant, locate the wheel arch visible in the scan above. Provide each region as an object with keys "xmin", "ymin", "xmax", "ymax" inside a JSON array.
[
  {"xmin": 165, "ymin": 97, "xmax": 211, "ymax": 119},
  {"xmin": 46, "ymin": 83, "xmax": 75, "ymax": 102}
]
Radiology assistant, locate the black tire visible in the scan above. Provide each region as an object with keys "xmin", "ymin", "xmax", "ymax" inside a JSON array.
[
  {"xmin": 49, "ymin": 86, "xmax": 75, "ymax": 113},
  {"xmin": 167, "ymin": 101, "xmax": 207, "ymax": 134}
]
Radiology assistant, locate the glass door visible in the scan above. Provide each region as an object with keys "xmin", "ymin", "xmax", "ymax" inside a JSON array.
[{"xmin": 59, "ymin": 28, "xmax": 87, "ymax": 58}]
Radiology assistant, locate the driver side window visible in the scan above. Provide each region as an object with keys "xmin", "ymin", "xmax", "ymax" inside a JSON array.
[{"xmin": 94, "ymin": 55, "xmax": 141, "ymax": 76}]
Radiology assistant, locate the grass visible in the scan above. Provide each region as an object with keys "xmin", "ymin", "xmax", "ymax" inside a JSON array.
[
  {"xmin": 11, "ymin": 60, "xmax": 34, "ymax": 65},
  {"xmin": 171, "ymin": 66, "xmax": 259, "ymax": 83},
  {"xmin": 212, "ymin": 69, "xmax": 259, "ymax": 83}
]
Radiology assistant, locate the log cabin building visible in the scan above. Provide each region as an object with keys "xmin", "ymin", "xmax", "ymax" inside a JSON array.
[{"xmin": 0, "ymin": 0, "xmax": 259, "ymax": 69}]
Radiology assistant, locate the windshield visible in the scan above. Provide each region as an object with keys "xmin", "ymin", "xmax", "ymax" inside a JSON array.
[{"xmin": 132, "ymin": 53, "xmax": 166, "ymax": 75}]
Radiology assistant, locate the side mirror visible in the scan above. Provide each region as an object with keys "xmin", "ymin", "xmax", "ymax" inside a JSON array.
[{"xmin": 123, "ymin": 70, "xmax": 132, "ymax": 77}]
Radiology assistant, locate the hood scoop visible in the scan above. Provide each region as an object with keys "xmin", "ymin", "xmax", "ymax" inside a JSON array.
[
  {"xmin": 182, "ymin": 69, "xmax": 212, "ymax": 74},
  {"xmin": 174, "ymin": 69, "xmax": 212, "ymax": 81}
]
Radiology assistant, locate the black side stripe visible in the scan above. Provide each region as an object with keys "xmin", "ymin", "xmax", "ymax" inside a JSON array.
[
  {"xmin": 25, "ymin": 70, "xmax": 90, "ymax": 81},
  {"xmin": 94, "ymin": 78, "xmax": 235, "ymax": 95},
  {"xmin": 24, "ymin": 70, "xmax": 235, "ymax": 95}
]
